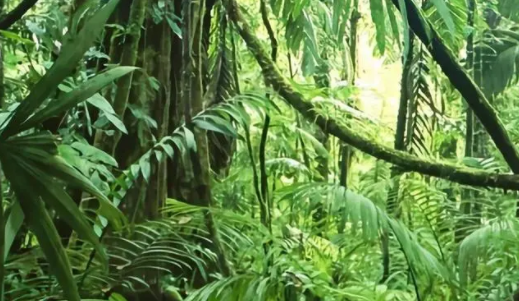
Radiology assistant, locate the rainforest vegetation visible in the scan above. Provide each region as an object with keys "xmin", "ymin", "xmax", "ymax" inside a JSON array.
[{"xmin": 0, "ymin": 0, "xmax": 518, "ymax": 300}]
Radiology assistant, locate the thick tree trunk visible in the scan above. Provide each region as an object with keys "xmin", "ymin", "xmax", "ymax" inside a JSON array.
[
  {"xmin": 225, "ymin": 0, "xmax": 519, "ymax": 191},
  {"xmin": 390, "ymin": 0, "xmax": 519, "ymax": 174}
]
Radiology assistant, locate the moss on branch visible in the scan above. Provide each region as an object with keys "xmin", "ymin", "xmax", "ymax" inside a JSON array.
[{"xmin": 225, "ymin": 0, "xmax": 519, "ymax": 191}]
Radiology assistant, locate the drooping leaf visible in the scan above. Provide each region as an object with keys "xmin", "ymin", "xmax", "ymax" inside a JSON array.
[
  {"xmin": 2, "ymin": 158, "xmax": 81, "ymax": 301},
  {"xmin": 105, "ymin": 112, "xmax": 128, "ymax": 134},
  {"xmin": 88, "ymin": 93, "xmax": 116, "ymax": 115},
  {"xmin": 4, "ymin": 202, "xmax": 24, "ymax": 260},
  {"xmin": 369, "ymin": 0, "xmax": 386, "ymax": 54},
  {"xmin": 1, "ymin": 0, "xmax": 121, "ymax": 137},
  {"xmin": 18, "ymin": 67, "xmax": 136, "ymax": 133},
  {"xmin": 430, "ymin": 0, "xmax": 456, "ymax": 38}
]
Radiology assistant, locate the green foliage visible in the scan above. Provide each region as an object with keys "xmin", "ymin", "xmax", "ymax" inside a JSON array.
[{"xmin": 2, "ymin": 0, "xmax": 519, "ymax": 300}]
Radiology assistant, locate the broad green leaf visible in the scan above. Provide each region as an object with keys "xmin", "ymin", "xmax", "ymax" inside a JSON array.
[
  {"xmin": 369, "ymin": 0, "xmax": 386, "ymax": 54},
  {"xmin": 166, "ymin": 15, "xmax": 182, "ymax": 38},
  {"xmin": 105, "ymin": 112, "xmax": 128, "ymax": 134},
  {"xmin": 336, "ymin": 0, "xmax": 353, "ymax": 43},
  {"xmin": 398, "ymin": 0, "xmax": 411, "ymax": 62},
  {"xmin": 332, "ymin": 0, "xmax": 343, "ymax": 35},
  {"xmin": 4, "ymin": 202, "xmax": 24, "ymax": 260},
  {"xmin": 88, "ymin": 93, "xmax": 116, "ymax": 115},
  {"xmin": 18, "ymin": 67, "xmax": 136, "ymax": 133},
  {"xmin": 297, "ymin": 128, "xmax": 328, "ymax": 158},
  {"xmin": 385, "ymin": 0, "xmax": 400, "ymax": 48},
  {"xmin": 2, "ymin": 159, "xmax": 80, "ymax": 301},
  {"xmin": 40, "ymin": 189, "xmax": 104, "ymax": 262},
  {"xmin": 183, "ymin": 128, "xmax": 197, "ymax": 152},
  {"xmin": 139, "ymin": 156, "xmax": 151, "ymax": 182},
  {"xmin": 193, "ymin": 115, "xmax": 237, "ymax": 138},
  {"xmin": 40, "ymin": 156, "xmax": 126, "ymax": 229},
  {"xmin": 17, "ymin": 159, "xmax": 108, "ymax": 267},
  {"xmin": 4, "ymin": 136, "xmax": 126, "ymax": 230},
  {"xmin": 109, "ymin": 293, "xmax": 129, "ymax": 301},
  {"xmin": 71, "ymin": 141, "xmax": 118, "ymax": 167},
  {"xmin": 430, "ymin": 0, "xmax": 456, "ymax": 38},
  {"xmin": 0, "ymin": 30, "xmax": 34, "ymax": 45},
  {"xmin": 1, "ymin": 0, "xmax": 121, "ymax": 137}
]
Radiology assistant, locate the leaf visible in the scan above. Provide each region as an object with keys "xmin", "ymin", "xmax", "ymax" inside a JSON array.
[
  {"xmin": 1, "ymin": 0, "xmax": 121, "ymax": 137},
  {"xmin": 19, "ymin": 67, "xmax": 136, "ymax": 133},
  {"xmin": 430, "ymin": 0, "xmax": 456, "ymax": 38},
  {"xmin": 109, "ymin": 293, "xmax": 129, "ymax": 301},
  {"xmin": 22, "ymin": 151, "xmax": 126, "ymax": 230},
  {"xmin": 385, "ymin": 0, "xmax": 400, "ymax": 48},
  {"xmin": 33, "ymin": 175, "xmax": 108, "ymax": 268},
  {"xmin": 336, "ymin": 0, "xmax": 352, "ymax": 43},
  {"xmin": 105, "ymin": 112, "xmax": 128, "ymax": 134},
  {"xmin": 71, "ymin": 141, "xmax": 118, "ymax": 167},
  {"xmin": 166, "ymin": 15, "xmax": 182, "ymax": 38},
  {"xmin": 398, "ymin": 0, "xmax": 411, "ymax": 62},
  {"xmin": 369, "ymin": 0, "xmax": 386, "ymax": 55},
  {"xmin": 139, "ymin": 156, "xmax": 151, "ymax": 182},
  {"xmin": 88, "ymin": 93, "xmax": 116, "ymax": 114},
  {"xmin": 293, "ymin": 127, "xmax": 328, "ymax": 158},
  {"xmin": 332, "ymin": 0, "xmax": 343, "ymax": 35},
  {"xmin": 183, "ymin": 128, "xmax": 197, "ymax": 152},
  {"xmin": 2, "ymin": 158, "xmax": 81, "ymax": 301},
  {"xmin": 4, "ymin": 202, "xmax": 24, "ymax": 260},
  {"xmin": 193, "ymin": 115, "xmax": 237, "ymax": 138},
  {"xmin": 0, "ymin": 30, "xmax": 34, "ymax": 45}
]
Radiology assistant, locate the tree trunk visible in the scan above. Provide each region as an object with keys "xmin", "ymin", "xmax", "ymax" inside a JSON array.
[
  {"xmin": 94, "ymin": 0, "xmax": 148, "ymax": 156},
  {"xmin": 144, "ymin": 9, "xmax": 172, "ymax": 220},
  {"xmin": 381, "ymin": 30, "xmax": 415, "ymax": 283},
  {"xmin": 457, "ymin": 0, "xmax": 477, "ymax": 242},
  {"xmin": 182, "ymin": 0, "xmax": 231, "ymax": 276},
  {"xmin": 338, "ymin": 0, "xmax": 360, "ymax": 189}
]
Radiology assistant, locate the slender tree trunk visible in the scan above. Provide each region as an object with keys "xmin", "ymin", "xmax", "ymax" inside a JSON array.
[
  {"xmin": 0, "ymin": 3, "xmax": 5, "ymax": 297},
  {"xmin": 258, "ymin": 0, "xmax": 276, "ymax": 231},
  {"xmin": 457, "ymin": 0, "xmax": 477, "ymax": 242},
  {"xmin": 144, "ymin": 8, "xmax": 172, "ymax": 219},
  {"xmin": 338, "ymin": 0, "xmax": 359, "ymax": 189},
  {"xmin": 94, "ymin": 0, "xmax": 148, "ymax": 156},
  {"xmin": 182, "ymin": 0, "xmax": 231, "ymax": 276},
  {"xmin": 167, "ymin": 0, "xmax": 184, "ymax": 200},
  {"xmin": 381, "ymin": 30, "xmax": 415, "ymax": 283}
]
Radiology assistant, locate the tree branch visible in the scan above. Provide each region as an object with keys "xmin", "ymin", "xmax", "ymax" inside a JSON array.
[
  {"xmin": 390, "ymin": 0, "xmax": 519, "ymax": 174},
  {"xmin": 225, "ymin": 0, "xmax": 519, "ymax": 191},
  {"xmin": 0, "ymin": 0, "xmax": 38, "ymax": 30}
]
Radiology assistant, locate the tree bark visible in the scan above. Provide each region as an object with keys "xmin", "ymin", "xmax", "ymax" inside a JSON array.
[
  {"xmin": 338, "ymin": 0, "xmax": 360, "ymax": 188},
  {"xmin": 225, "ymin": 0, "xmax": 519, "ymax": 191},
  {"xmin": 381, "ymin": 30, "xmax": 415, "ymax": 283},
  {"xmin": 390, "ymin": 0, "xmax": 519, "ymax": 174},
  {"xmin": 457, "ymin": 0, "xmax": 477, "ymax": 242},
  {"xmin": 182, "ymin": 0, "xmax": 231, "ymax": 277},
  {"xmin": 94, "ymin": 0, "xmax": 147, "ymax": 156}
]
